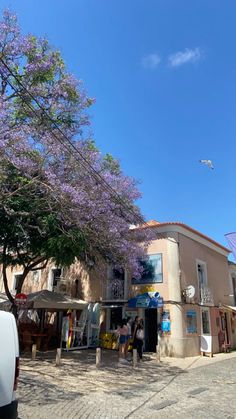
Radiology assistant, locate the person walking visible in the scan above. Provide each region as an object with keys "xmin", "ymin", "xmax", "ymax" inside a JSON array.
[
  {"xmin": 117, "ymin": 318, "xmax": 128, "ymax": 364},
  {"xmin": 133, "ymin": 317, "xmax": 144, "ymax": 361},
  {"xmin": 125, "ymin": 317, "xmax": 133, "ymax": 359}
]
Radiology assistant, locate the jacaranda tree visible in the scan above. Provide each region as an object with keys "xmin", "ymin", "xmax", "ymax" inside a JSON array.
[{"xmin": 0, "ymin": 10, "xmax": 151, "ymax": 304}]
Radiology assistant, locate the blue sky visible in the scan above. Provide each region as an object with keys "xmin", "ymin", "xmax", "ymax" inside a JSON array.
[{"xmin": 1, "ymin": 0, "xmax": 236, "ymax": 249}]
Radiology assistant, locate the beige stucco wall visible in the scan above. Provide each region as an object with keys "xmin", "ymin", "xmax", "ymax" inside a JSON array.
[
  {"xmin": 160, "ymin": 231, "xmax": 232, "ymax": 357},
  {"xmin": 2, "ymin": 259, "xmax": 105, "ymax": 303},
  {"xmin": 179, "ymin": 233, "xmax": 230, "ymax": 306}
]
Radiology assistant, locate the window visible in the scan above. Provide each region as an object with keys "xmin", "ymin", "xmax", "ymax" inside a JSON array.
[
  {"xmin": 13, "ymin": 273, "xmax": 23, "ymax": 293},
  {"xmin": 186, "ymin": 310, "xmax": 197, "ymax": 334},
  {"xmin": 107, "ymin": 268, "xmax": 125, "ymax": 300},
  {"xmin": 232, "ymin": 276, "xmax": 236, "ymax": 306},
  {"xmin": 197, "ymin": 260, "xmax": 207, "ymax": 302},
  {"xmin": 201, "ymin": 309, "xmax": 210, "ymax": 334},
  {"xmin": 52, "ymin": 268, "xmax": 62, "ymax": 288},
  {"xmin": 49, "ymin": 268, "xmax": 62, "ymax": 291},
  {"xmin": 132, "ymin": 254, "xmax": 163, "ymax": 284},
  {"xmin": 32, "ymin": 270, "xmax": 40, "ymax": 284},
  {"xmin": 112, "ymin": 269, "xmax": 124, "ymax": 281},
  {"xmin": 14, "ymin": 274, "xmax": 23, "ymax": 290}
]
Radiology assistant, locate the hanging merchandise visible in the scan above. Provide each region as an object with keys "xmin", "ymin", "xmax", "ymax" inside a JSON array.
[
  {"xmin": 61, "ymin": 316, "xmax": 69, "ymax": 347},
  {"xmin": 91, "ymin": 303, "xmax": 101, "ymax": 347},
  {"xmin": 87, "ymin": 303, "xmax": 94, "ymax": 347},
  {"xmin": 67, "ymin": 310, "xmax": 73, "ymax": 349},
  {"xmin": 72, "ymin": 307, "xmax": 88, "ymax": 348},
  {"xmin": 61, "ymin": 303, "xmax": 101, "ymax": 350},
  {"xmin": 61, "ymin": 308, "xmax": 88, "ymax": 351}
]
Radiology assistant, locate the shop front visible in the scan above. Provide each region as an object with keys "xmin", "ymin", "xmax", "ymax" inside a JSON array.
[
  {"xmin": 128, "ymin": 292, "xmax": 163, "ymax": 352},
  {"xmin": 100, "ymin": 303, "xmax": 125, "ymax": 349},
  {"xmin": 0, "ymin": 290, "xmax": 101, "ymax": 352}
]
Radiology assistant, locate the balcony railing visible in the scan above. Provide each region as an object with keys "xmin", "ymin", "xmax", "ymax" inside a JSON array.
[
  {"xmin": 52, "ymin": 278, "xmax": 67, "ymax": 294},
  {"xmin": 199, "ymin": 286, "xmax": 214, "ymax": 306},
  {"xmin": 104, "ymin": 278, "xmax": 125, "ymax": 300}
]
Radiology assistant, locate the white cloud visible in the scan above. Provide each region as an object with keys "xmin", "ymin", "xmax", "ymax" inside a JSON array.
[
  {"xmin": 168, "ymin": 48, "xmax": 202, "ymax": 68},
  {"xmin": 142, "ymin": 53, "xmax": 161, "ymax": 69}
]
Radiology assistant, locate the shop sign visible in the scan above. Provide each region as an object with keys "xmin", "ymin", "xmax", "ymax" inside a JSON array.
[
  {"xmin": 129, "ymin": 293, "xmax": 163, "ymax": 309},
  {"xmin": 136, "ymin": 296, "xmax": 150, "ymax": 308},
  {"xmin": 15, "ymin": 293, "xmax": 27, "ymax": 308},
  {"xmin": 156, "ymin": 297, "xmax": 164, "ymax": 308}
]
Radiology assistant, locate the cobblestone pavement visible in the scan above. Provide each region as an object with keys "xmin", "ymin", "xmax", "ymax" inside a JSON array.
[{"xmin": 18, "ymin": 350, "xmax": 236, "ymax": 418}]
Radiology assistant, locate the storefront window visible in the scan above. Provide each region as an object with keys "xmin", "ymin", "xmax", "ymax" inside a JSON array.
[
  {"xmin": 186, "ymin": 310, "xmax": 197, "ymax": 333},
  {"xmin": 110, "ymin": 307, "xmax": 123, "ymax": 330}
]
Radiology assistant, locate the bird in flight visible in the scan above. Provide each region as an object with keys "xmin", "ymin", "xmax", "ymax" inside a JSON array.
[{"xmin": 199, "ymin": 159, "xmax": 214, "ymax": 169}]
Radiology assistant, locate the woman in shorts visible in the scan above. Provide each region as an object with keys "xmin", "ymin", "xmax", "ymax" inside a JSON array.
[{"xmin": 117, "ymin": 318, "xmax": 128, "ymax": 363}]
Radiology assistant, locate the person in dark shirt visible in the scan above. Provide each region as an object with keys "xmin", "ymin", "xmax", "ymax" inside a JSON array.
[{"xmin": 133, "ymin": 317, "xmax": 144, "ymax": 361}]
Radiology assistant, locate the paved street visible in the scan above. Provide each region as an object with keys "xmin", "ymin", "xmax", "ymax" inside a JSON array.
[{"xmin": 18, "ymin": 350, "xmax": 236, "ymax": 419}]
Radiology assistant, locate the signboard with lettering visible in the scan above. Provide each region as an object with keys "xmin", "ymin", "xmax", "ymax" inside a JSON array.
[
  {"xmin": 128, "ymin": 293, "xmax": 164, "ymax": 309},
  {"xmin": 15, "ymin": 293, "xmax": 27, "ymax": 308},
  {"xmin": 136, "ymin": 295, "xmax": 150, "ymax": 308}
]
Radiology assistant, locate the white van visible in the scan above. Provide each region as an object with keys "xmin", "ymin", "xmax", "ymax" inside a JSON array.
[{"xmin": 0, "ymin": 311, "xmax": 19, "ymax": 419}]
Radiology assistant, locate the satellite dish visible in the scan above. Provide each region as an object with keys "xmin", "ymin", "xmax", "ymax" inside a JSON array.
[{"xmin": 185, "ymin": 285, "xmax": 195, "ymax": 299}]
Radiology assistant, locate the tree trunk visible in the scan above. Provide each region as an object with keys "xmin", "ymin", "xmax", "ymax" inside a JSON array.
[
  {"xmin": 2, "ymin": 263, "xmax": 18, "ymax": 317},
  {"xmin": 2, "ymin": 263, "xmax": 14, "ymax": 304}
]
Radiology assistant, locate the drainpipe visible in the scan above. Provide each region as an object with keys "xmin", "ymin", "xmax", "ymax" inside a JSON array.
[{"xmin": 167, "ymin": 232, "xmax": 184, "ymax": 357}]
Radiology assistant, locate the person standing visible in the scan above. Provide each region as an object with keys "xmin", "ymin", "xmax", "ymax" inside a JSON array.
[
  {"xmin": 117, "ymin": 318, "xmax": 128, "ymax": 364},
  {"xmin": 133, "ymin": 317, "xmax": 144, "ymax": 361},
  {"xmin": 125, "ymin": 317, "xmax": 133, "ymax": 359}
]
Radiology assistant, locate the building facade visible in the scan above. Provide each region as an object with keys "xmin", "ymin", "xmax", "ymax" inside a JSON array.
[
  {"xmin": 1, "ymin": 220, "xmax": 236, "ymax": 357},
  {"xmin": 99, "ymin": 220, "xmax": 236, "ymax": 357}
]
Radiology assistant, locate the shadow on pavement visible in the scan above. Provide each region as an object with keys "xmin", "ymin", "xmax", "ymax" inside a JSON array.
[{"xmin": 18, "ymin": 349, "xmax": 186, "ymax": 406}]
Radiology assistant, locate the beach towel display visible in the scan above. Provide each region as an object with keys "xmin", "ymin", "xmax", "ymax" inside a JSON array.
[
  {"xmin": 61, "ymin": 303, "xmax": 101, "ymax": 350},
  {"xmin": 61, "ymin": 316, "xmax": 69, "ymax": 344},
  {"xmin": 72, "ymin": 308, "xmax": 88, "ymax": 348},
  {"xmin": 61, "ymin": 308, "xmax": 88, "ymax": 350},
  {"xmin": 87, "ymin": 303, "xmax": 94, "ymax": 347},
  {"xmin": 67, "ymin": 311, "xmax": 73, "ymax": 349},
  {"xmin": 90, "ymin": 303, "xmax": 101, "ymax": 347}
]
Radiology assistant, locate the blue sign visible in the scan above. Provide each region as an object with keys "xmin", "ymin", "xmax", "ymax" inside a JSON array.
[
  {"xmin": 157, "ymin": 297, "xmax": 164, "ymax": 308},
  {"xmin": 136, "ymin": 296, "xmax": 150, "ymax": 308},
  {"xmin": 128, "ymin": 292, "xmax": 163, "ymax": 309}
]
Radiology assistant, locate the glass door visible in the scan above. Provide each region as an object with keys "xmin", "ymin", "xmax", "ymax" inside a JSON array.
[{"xmin": 200, "ymin": 307, "xmax": 212, "ymax": 355}]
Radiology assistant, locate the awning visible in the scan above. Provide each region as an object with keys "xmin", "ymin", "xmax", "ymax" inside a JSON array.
[
  {"xmin": 27, "ymin": 290, "xmax": 88, "ymax": 310},
  {"xmin": 0, "ymin": 293, "xmax": 8, "ymax": 304},
  {"xmin": 221, "ymin": 304, "xmax": 236, "ymax": 313},
  {"xmin": 0, "ymin": 290, "xmax": 88, "ymax": 311},
  {"xmin": 128, "ymin": 292, "xmax": 163, "ymax": 309}
]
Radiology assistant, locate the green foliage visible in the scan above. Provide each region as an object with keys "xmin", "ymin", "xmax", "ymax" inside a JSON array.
[
  {"xmin": 103, "ymin": 153, "xmax": 121, "ymax": 175},
  {"xmin": 0, "ymin": 164, "xmax": 86, "ymax": 273}
]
